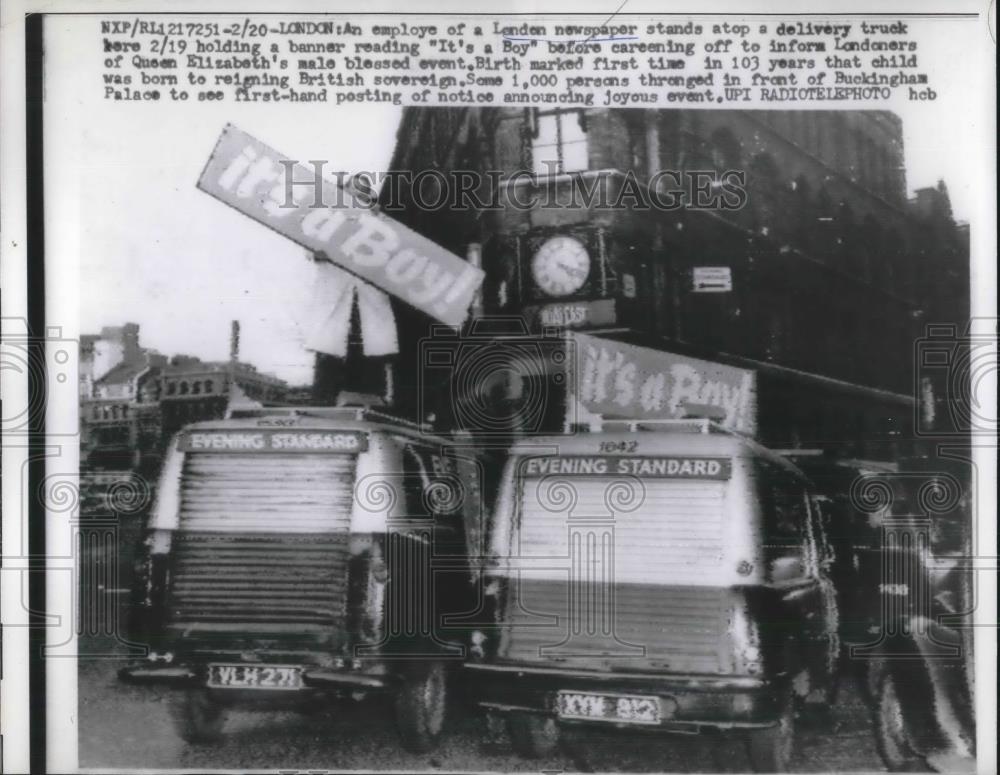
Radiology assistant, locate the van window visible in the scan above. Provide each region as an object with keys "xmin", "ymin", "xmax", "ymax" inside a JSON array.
[
  {"xmin": 806, "ymin": 494, "xmax": 832, "ymax": 571},
  {"xmin": 399, "ymin": 442, "xmax": 467, "ymax": 557},
  {"xmin": 397, "ymin": 443, "xmax": 433, "ymax": 522},
  {"xmin": 757, "ymin": 461, "xmax": 808, "ymax": 581}
]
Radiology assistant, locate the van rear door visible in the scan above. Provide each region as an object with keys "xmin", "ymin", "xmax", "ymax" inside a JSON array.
[
  {"xmin": 167, "ymin": 429, "xmax": 365, "ymax": 642},
  {"xmin": 498, "ymin": 455, "xmax": 739, "ymax": 674}
]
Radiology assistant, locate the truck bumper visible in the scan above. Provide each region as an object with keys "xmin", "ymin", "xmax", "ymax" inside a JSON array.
[
  {"xmin": 118, "ymin": 663, "xmax": 395, "ymax": 691},
  {"xmin": 118, "ymin": 665, "xmax": 198, "ymax": 685},
  {"xmin": 464, "ymin": 662, "xmax": 780, "ymax": 731}
]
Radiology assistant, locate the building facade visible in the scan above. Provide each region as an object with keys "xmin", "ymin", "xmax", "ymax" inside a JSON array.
[
  {"xmin": 380, "ymin": 108, "xmax": 970, "ymax": 460},
  {"xmin": 80, "ymin": 324, "xmax": 165, "ymax": 469},
  {"xmin": 79, "ymin": 323, "xmax": 290, "ymax": 467},
  {"xmin": 158, "ymin": 356, "xmax": 289, "ymax": 436}
]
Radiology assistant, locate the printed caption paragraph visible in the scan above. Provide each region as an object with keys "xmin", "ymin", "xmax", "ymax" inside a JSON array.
[{"xmin": 99, "ymin": 17, "xmax": 937, "ymax": 107}]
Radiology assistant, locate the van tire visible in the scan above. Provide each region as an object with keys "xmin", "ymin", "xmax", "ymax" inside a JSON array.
[
  {"xmin": 746, "ymin": 693, "xmax": 796, "ymax": 772},
  {"xmin": 874, "ymin": 673, "xmax": 930, "ymax": 772},
  {"xmin": 169, "ymin": 689, "xmax": 227, "ymax": 744},
  {"xmin": 508, "ymin": 713, "xmax": 559, "ymax": 758},
  {"xmin": 394, "ymin": 661, "xmax": 447, "ymax": 753},
  {"xmin": 801, "ymin": 666, "xmax": 839, "ymax": 723}
]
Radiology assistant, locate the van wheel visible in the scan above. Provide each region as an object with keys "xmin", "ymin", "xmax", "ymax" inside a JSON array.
[
  {"xmin": 394, "ymin": 661, "xmax": 447, "ymax": 753},
  {"xmin": 169, "ymin": 689, "xmax": 227, "ymax": 744},
  {"xmin": 746, "ymin": 694, "xmax": 796, "ymax": 772},
  {"xmin": 508, "ymin": 713, "xmax": 559, "ymax": 758},
  {"xmin": 875, "ymin": 674, "xmax": 929, "ymax": 772},
  {"xmin": 801, "ymin": 668, "xmax": 839, "ymax": 723}
]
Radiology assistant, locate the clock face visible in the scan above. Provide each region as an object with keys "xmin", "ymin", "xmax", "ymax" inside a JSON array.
[{"xmin": 531, "ymin": 236, "xmax": 591, "ymax": 298}]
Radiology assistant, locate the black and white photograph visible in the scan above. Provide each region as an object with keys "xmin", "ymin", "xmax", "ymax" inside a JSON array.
[{"xmin": 0, "ymin": 3, "xmax": 995, "ymax": 773}]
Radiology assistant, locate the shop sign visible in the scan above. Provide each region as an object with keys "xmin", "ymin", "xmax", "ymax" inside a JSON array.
[
  {"xmin": 692, "ymin": 266, "xmax": 732, "ymax": 292},
  {"xmin": 524, "ymin": 299, "xmax": 616, "ymax": 330}
]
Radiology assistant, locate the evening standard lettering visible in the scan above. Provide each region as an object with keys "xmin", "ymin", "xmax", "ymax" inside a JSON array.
[
  {"xmin": 187, "ymin": 432, "xmax": 266, "ymax": 450},
  {"xmin": 521, "ymin": 457, "xmax": 731, "ymax": 478},
  {"xmin": 270, "ymin": 432, "xmax": 360, "ymax": 450},
  {"xmin": 184, "ymin": 432, "xmax": 362, "ymax": 451}
]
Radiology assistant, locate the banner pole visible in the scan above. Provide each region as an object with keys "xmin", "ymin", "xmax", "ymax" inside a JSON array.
[{"xmin": 564, "ymin": 328, "xmax": 573, "ymax": 434}]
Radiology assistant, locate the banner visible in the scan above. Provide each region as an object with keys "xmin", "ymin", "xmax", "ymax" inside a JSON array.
[
  {"xmin": 197, "ymin": 124, "xmax": 483, "ymax": 327},
  {"xmin": 572, "ymin": 333, "xmax": 757, "ymax": 434}
]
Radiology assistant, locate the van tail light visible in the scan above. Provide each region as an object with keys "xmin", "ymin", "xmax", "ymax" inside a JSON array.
[
  {"xmin": 144, "ymin": 530, "xmax": 172, "ymax": 603},
  {"xmin": 730, "ymin": 600, "xmax": 762, "ymax": 675},
  {"xmin": 348, "ymin": 535, "xmax": 387, "ymax": 649},
  {"xmin": 134, "ymin": 531, "xmax": 171, "ymax": 641},
  {"xmin": 483, "ymin": 574, "xmax": 506, "ymax": 625},
  {"xmin": 470, "ymin": 630, "xmax": 487, "ymax": 661},
  {"xmin": 370, "ymin": 541, "xmax": 389, "ymax": 584}
]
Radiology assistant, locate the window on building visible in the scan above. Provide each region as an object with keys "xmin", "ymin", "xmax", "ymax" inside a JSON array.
[
  {"xmin": 805, "ymin": 116, "xmax": 820, "ymax": 157},
  {"xmin": 764, "ymin": 301, "xmax": 785, "ymax": 362},
  {"xmin": 861, "ymin": 216, "xmax": 882, "ymax": 286},
  {"xmin": 749, "ymin": 153, "xmax": 780, "ymax": 232},
  {"xmin": 875, "ymin": 146, "xmax": 892, "ymax": 199},
  {"xmin": 884, "ymin": 229, "xmax": 901, "ymax": 290},
  {"xmin": 531, "ymin": 110, "xmax": 588, "ymax": 175},
  {"xmin": 836, "ymin": 201, "xmax": 855, "ymax": 252},
  {"xmin": 709, "ymin": 128, "xmax": 741, "ymax": 170},
  {"xmin": 166, "ymin": 381, "xmax": 176, "ymax": 396},
  {"xmin": 852, "ymin": 129, "xmax": 868, "ymax": 185},
  {"xmin": 180, "ymin": 381, "xmax": 189, "ymax": 395},
  {"xmin": 192, "ymin": 381, "xmax": 201, "ymax": 395},
  {"xmin": 204, "ymin": 379, "xmax": 214, "ymax": 394}
]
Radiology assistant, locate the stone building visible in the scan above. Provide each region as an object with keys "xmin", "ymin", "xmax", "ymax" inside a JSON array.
[
  {"xmin": 79, "ymin": 322, "xmax": 289, "ymax": 464},
  {"xmin": 378, "ymin": 108, "xmax": 969, "ymax": 459},
  {"xmin": 80, "ymin": 323, "xmax": 165, "ymax": 469},
  {"xmin": 158, "ymin": 356, "xmax": 288, "ymax": 436}
]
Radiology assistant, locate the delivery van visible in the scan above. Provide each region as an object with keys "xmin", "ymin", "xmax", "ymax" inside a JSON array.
[
  {"xmin": 121, "ymin": 406, "xmax": 483, "ymax": 753},
  {"xmin": 465, "ymin": 419, "xmax": 839, "ymax": 773}
]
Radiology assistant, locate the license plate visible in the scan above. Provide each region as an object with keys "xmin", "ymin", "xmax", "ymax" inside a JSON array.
[
  {"xmin": 207, "ymin": 664, "xmax": 303, "ymax": 690},
  {"xmin": 557, "ymin": 691, "xmax": 661, "ymax": 725}
]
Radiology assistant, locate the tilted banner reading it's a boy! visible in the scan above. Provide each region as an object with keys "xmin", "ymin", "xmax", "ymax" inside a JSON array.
[{"xmin": 197, "ymin": 124, "xmax": 484, "ymax": 327}]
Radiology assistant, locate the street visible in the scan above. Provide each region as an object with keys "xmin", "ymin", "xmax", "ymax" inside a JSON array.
[{"xmin": 79, "ymin": 621, "xmax": 887, "ymax": 772}]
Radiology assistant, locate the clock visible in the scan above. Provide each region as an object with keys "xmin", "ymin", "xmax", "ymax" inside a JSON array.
[{"xmin": 531, "ymin": 236, "xmax": 591, "ymax": 297}]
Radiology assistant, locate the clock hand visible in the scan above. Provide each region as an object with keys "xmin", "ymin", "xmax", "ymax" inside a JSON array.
[{"xmin": 556, "ymin": 262, "xmax": 586, "ymax": 279}]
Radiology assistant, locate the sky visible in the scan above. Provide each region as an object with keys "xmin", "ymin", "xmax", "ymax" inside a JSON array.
[{"xmin": 45, "ymin": 15, "xmax": 984, "ymax": 386}]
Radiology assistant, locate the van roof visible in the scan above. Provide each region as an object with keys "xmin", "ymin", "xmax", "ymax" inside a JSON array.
[
  {"xmin": 509, "ymin": 428, "xmax": 807, "ymax": 479},
  {"xmin": 178, "ymin": 406, "xmax": 458, "ymax": 448}
]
